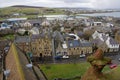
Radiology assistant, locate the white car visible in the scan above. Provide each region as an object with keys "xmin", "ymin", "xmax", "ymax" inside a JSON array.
[
  {"xmin": 118, "ymin": 58, "xmax": 120, "ymax": 61},
  {"xmin": 80, "ymin": 54, "xmax": 86, "ymax": 58},
  {"xmin": 62, "ymin": 55, "xmax": 69, "ymax": 59}
]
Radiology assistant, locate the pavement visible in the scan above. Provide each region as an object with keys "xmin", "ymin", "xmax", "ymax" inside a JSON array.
[
  {"xmin": 15, "ymin": 46, "xmax": 38, "ymax": 80},
  {"xmin": 16, "ymin": 46, "xmax": 47, "ymax": 80},
  {"xmin": 107, "ymin": 53, "xmax": 120, "ymax": 65},
  {"xmin": 33, "ymin": 66, "xmax": 47, "ymax": 80},
  {"xmin": 39, "ymin": 52, "xmax": 120, "ymax": 65}
]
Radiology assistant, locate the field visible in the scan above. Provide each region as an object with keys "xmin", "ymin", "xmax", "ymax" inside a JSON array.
[
  {"xmin": 0, "ymin": 7, "xmax": 64, "ymax": 20},
  {"xmin": 40, "ymin": 63, "xmax": 110, "ymax": 80}
]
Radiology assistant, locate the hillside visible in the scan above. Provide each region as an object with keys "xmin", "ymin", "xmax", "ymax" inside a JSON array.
[
  {"xmin": 0, "ymin": 5, "xmax": 64, "ymax": 20},
  {"xmin": 11, "ymin": 5, "xmax": 44, "ymax": 8}
]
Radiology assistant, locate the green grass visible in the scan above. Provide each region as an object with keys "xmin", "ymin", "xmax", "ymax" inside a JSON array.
[
  {"xmin": 3, "ymin": 34, "xmax": 14, "ymax": 40},
  {"xmin": 102, "ymin": 65, "xmax": 111, "ymax": 72},
  {"xmin": 40, "ymin": 63, "xmax": 90, "ymax": 80},
  {"xmin": 40, "ymin": 63, "xmax": 120, "ymax": 80},
  {"xmin": 0, "ymin": 7, "xmax": 64, "ymax": 20},
  {"xmin": 104, "ymin": 66, "xmax": 120, "ymax": 80}
]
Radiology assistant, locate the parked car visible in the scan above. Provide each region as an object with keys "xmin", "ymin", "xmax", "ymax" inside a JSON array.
[
  {"xmin": 4, "ymin": 46, "xmax": 10, "ymax": 53},
  {"xmin": 118, "ymin": 58, "xmax": 120, "ymax": 61},
  {"xmin": 80, "ymin": 54, "xmax": 86, "ymax": 58},
  {"xmin": 62, "ymin": 55, "xmax": 69, "ymax": 59},
  {"xmin": 54, "ymin": 55, "xmax": 62, "ymax": 60},
  {"xmin": 109, "ymin": 64, "xmax": 117, "ymax": 69}
]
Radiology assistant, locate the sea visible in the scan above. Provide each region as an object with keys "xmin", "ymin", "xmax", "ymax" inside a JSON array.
[
  {"xmin": 39, "ymin": 12, "xmax": 120, "ymax": 20},
  {"xmin": 79, "ymin": 12, "xmax": 120, "ymax": 18}
]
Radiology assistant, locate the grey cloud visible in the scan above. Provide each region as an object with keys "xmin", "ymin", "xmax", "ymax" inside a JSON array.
[
  {"xmin": 1, "ymin": 0, "xmax": 120, "ymax": 9},
  {"xmin": 0, "ymin": 0, "xmax": 30, "ymax": 7},
  {"xmin": 92, "ymin": 0, "xmax": 120, "ymax": 9},
  {"xmin": 63, "ymin": 0, "xmax": 90, "ymax": 3}
]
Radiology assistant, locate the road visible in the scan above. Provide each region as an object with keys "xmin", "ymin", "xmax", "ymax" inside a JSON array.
[
  {"xmin": 105, "ymin": 53, "xmax": 120, "ymax": 65},
  {"xmin": 40, "ymin": 52, "xmax": 120, "ymax": 65}
]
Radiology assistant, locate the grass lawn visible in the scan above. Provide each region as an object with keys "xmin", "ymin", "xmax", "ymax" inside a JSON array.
[
  {"xmin": 3, "ymin": 34, "xmax": 14, "ymax": 40},
  {"xmin": 40, "ymin": 63, "xmax": 111, "ymax": 80},
  {"xmin": 40, "ymin": 63, "xmax": 89, "ymax": 80},
  {"xmin": 104, "ymin": 66, "xmax": 120, "ymax": 80}
]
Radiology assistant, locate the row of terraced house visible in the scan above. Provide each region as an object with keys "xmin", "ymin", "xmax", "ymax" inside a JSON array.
[{"xmin": 15, "ymin": 30, "xmax": 120, "ymax": 59}]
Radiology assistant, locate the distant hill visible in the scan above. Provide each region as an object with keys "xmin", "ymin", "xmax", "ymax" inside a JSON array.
[
  {"xmin": 11, "ymin": 5, "xmax": 45, "ymax": 8},
  {"xmin": 0, "ymin": 5, "xmax": 64, "ymax": 20}
]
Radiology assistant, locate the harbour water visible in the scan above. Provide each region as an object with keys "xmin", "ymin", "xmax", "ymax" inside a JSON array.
[
  {"xmin": 39, "ymin": 12, "xmax": 120, "ymax": 20},
  {"xmin": 79, "ymin": 12, "xmax": 120, "ymax": 18}
]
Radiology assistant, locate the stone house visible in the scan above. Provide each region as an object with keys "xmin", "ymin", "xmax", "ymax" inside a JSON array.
[
  {"xmin": 115, "ymin": 31, "xmax": 120, "ymax": 44},
  {"xmin": 28, "ymin": 20, "xmax": 42, "ymax": 27},
  {"xmin": 15, "ymin": 36, "xmax": 30, "ymax": 52},
  {"xmin": 23, "ymin": 21, "xmax": 32, "ymax": 30},
  {"xmin": 91, "ymin": 22, "xmax": 103, "ymax": 27},
  {"xmin": 81, "ymin": 41, "xmax": 93, "ymax": 54},
  {"xmin": 67, "ymin": 40, "xmax": 92, "ymax": 56},
  {"xmin": 55, "ymin": 42, "xmax": 68, "ymax": 56},
  {"xmin": 92, "ymin": 31, "xmax": 119, "ymax": 52},
  {"xmin": 30, "ymin": 34, "xmax": 52, "ymax": 57},
  {"xmin": 106, "ymin": 37, "xmax": 119, "ymax": 52}
]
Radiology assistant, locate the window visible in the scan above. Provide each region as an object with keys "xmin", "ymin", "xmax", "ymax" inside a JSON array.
[{"xmin": 70, "ymin": 43, "xmax": 73, "ymax": 47}]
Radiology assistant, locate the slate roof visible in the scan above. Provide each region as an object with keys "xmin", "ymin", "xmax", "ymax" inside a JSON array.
[
  {"xmin": 31, "ymin": 34, "xmax": 41, "ymax": 39},
  {"xmin": 31, "ymin": 32, "xmax": 52, "ymax": 42},
  {"xmin": 63, "ymin": 33, "xmax": 77, "ymax": 40},
  {"xmin": 109, "ymin": 37, "xmax": 118, "ymax": 45},
  {"xmin": 101, "ymin": 34, "xmax": 108, "ymax": 41},
  {"xmin": 53, "ymin": 31, "xmax": 64, "ymax": 42},
  {"xmin": 63, "ymin": 34, "xmax": 70, "ymax": 38},
  {"xmin": 68, "ymin": 40, "xmax": 81, "ymax": 48},
  {"xmin": 91, "ymin": 39, "xmax": 104, "ymax": 46},
  {"xmin": 15, "ymin": 36, "xmax": 30, "ymax": 43},
  {"xmin": 77, "ymin": 31, "xmax": 84, "ymax": 37},
  {"xmin": 81, "ymin": 42, "xmax": 92, "ymax": 47},
  {"xmin": 28, "ymin": 20, "xmax": 42, "ymax": 25},
  {"xmin": 30, "ymin": 34, "xmax": 42, "ymax": 42},
  {"xmin": 67, "ymin": 40, "xmax": 92, "ymax": 48}
]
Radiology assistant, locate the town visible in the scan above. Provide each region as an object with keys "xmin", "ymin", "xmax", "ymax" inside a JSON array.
[{"xmin": 0, "ymin": 5, "xmax": 120, "ymax": 80}]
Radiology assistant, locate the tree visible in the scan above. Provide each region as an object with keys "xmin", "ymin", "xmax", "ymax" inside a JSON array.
[
  {"xmin": 81, "ymin": 49, "xmax": 111, "ymax": 80},
  {"xmin": 24, "ymin": 31, "xmax": 29, "ymax": 36}
]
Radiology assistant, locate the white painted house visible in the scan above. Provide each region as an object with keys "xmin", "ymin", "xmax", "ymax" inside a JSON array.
[
  {"xmin": 106, "ymin": 37, "xmax": 119, "ymax": 51},
  {"xmin": 0, "ymin": 23, "xmax": 11, "ymax": 30},
  {"xmin": 92, "ymin": 31, "xmax": 119, "ymax": 52},
  {"xmin": 91, "ymin": 22, "xmax": 103, "ymax": 27}
]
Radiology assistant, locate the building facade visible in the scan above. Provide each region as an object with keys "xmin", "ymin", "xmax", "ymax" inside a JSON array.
[{"xmin": 31, "ymin": 34, "xmax": 52, "ymax": 57}]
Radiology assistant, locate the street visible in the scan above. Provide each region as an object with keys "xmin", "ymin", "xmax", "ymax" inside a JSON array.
[{"xmin": 38, "ymin": 52, "xmax": 120, "ymax": 65}]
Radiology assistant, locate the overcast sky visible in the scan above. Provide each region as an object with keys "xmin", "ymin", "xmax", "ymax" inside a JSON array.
[{"xmin": 0, "ymin": 0, "xmax": 120, "ymax": 9}]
